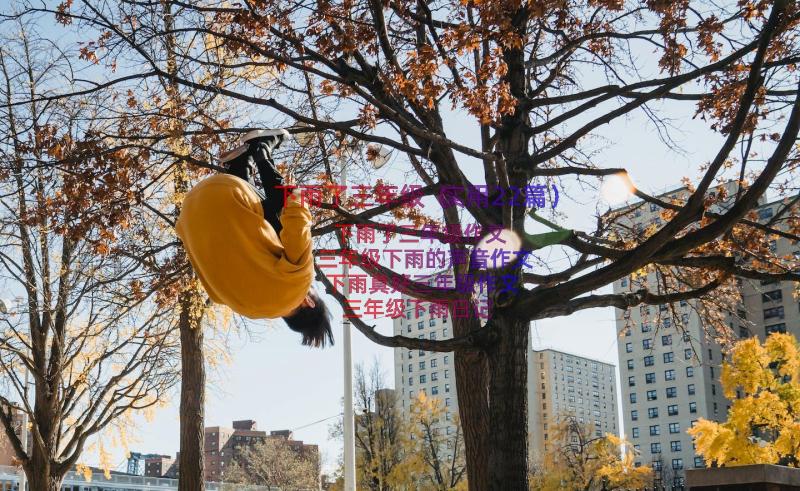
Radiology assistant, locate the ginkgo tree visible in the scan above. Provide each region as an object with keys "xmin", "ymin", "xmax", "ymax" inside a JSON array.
[
  {"xmin": 28, "ymin": 0, "xmax": 800, "ymax": 488},
  {"xmin": 688, "ymin": 332, "xmax": 800, "ymax": 467},
  {"xmin": 529, "ymin": 415, "xmax": 652, "ymax": 491}
]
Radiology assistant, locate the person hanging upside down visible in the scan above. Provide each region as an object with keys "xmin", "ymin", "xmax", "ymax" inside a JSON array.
[{"xmin": 176, "ymin": 129, "xmax": 334, "ymax": 348}]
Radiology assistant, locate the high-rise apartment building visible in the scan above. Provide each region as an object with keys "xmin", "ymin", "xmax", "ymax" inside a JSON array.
[
  {"xmin": 144, "ymin": 455, "xmax": 178, "ymax": 478},
  {"xmin": 204, "ymin": 420, "xmax": 319, "ymax": 482},
  {"xmin": 393, "ymin": 276, "xmax": 619, "ymax": 465},
  {"xmin": 392, "ymin": 282, "xmax": 459, "ymax": 441},
  {"xmin": 528, "ymin": 348, "xmax": 619, "ymax": 462},
  {"xmin": 614, "ymin": 185, "xmax": 797, "ymax": 488}
]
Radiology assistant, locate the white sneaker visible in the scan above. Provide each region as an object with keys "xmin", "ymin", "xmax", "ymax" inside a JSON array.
[
  {"xmin": 242, "ymin": 128, "xmax": 290, "ymax": 143},
  {"xmin": 219, "ymin": 143, "xmax": 249, "ymax": 164}
]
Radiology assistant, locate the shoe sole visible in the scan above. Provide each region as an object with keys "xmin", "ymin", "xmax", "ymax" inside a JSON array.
[
  {"xmin": 219, "ymin": 143, "xmax": 249, "ymax": 164},
  {"xmin": 243, "ymin": 128, "xmax": 290, "ymax": 142},
  {"xmin": 220, "ymin": 129, "xmax": 290, "ymax": 163}
]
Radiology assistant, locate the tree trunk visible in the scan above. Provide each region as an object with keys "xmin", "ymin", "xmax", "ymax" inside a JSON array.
[
  {"xmin": 452, "ymin": 318, "xmax": 490, "ymax": 491},
  {"xmin": 27, "ymin": 473, "xmax": 63, "ymax": 491},
  {"xmin": 486, "ymin": 315, "xmax": 529, "ymax": 490},
  {"xmin": 178, "ymin": 292, "xmax": 205, "ymax": 491}
]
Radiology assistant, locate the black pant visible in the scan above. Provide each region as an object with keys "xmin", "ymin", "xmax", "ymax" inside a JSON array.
[{"xmin": 225, "ymin": 145, "xmax": 286, "ymax": 234}]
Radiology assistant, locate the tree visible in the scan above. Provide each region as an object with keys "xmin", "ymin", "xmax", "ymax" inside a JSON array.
[
  {"xmin": 688, "ymin": 332, "xmax": 800, "ymax": 467},
  {"xmin": 349, "ymin": 362, "xmax": 407, "ymax": 490},
  {"xmin": 223, "ymin": 436, "xmax": 320, "ymax": 488},
  {"xmin": 0, "ymin": 16, "xmax": 180, "ymax": 491},
  {"xmin": 332, "ymin": 363, "xmax": 466, "ymax": 490},
  {"xmin": 36, "ymin": 0, "xmax": 800, "ymax": 487},
  {"xmin": 404, "ymin": 392, "xmax": 467, "ymax": 490},
  {"xmin": 529, "ymin": 415, "xmax": 652, "ymax": 491}
]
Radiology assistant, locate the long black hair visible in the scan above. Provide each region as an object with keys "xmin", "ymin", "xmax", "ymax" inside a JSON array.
[{"xmin": 282, "ymin": 289, "xmax": 334, "ymax": 348}]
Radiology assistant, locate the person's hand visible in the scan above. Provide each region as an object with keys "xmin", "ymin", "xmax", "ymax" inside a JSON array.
[{"xmin": 286, "ymin": 182, "xmax": 305, "ymax": 207}]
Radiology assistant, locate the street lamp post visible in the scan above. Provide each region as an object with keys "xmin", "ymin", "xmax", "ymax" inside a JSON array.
[
  {"xmin": 339, "ymin": 141, "xmax": 390, "ymax": 491},
  {"xmin": 340, "ymin": 154, "xmax": 356, "ymax": 491},
  {"xmin": 293, "ymin": 127, "xmax": 391, "ymax": 491}
]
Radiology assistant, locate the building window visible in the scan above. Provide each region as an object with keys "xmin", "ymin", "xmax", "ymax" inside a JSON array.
[
  {"xmin": 668, "ymin": 404, "xmax": 678, "ymax": 416},
  {"xmin": 641, "ymin": 323, "xmax": 652, "ymax": 333},
  {"xmin": 649, "ymin": 425, "xmax": 660, "ymax": 436},
  {"xmin": 686, "ymin": 366, "xmax": 694, "ymax": 377},
  {"xmin": 628, "ymin": 376, "xmax": 636, "ymax": 387},
  {"xmin": 631, "ymin": 410, "xmax": 639, "ymax": 421},
  {"xmin": 627, "ymin": 359, "xmax": 634, "ymax": 370},
  {"xmin": 420, "ymin": 375, "xmax": 426, "ymax": 383},
  {"xmin": 444, "ymin": 370, "xmax": 449, "ymax": 379},
  {"xmin": 669, "ymin": 423, "xmax": 680, "ymax": 434},
  {"xmin": 632, "ymin": 427, "xmax": 639, "ymax": 438},
  {"xmin": 444, "ymin": 355, "xmax": 449, "ymax": 364},
  {"xmin": 681, "ymin": 313, "xmax": 689, "ymax": 324},
  {"xmin": 645, "ymin": 373, "xmax": 656, "ymax": 384},
  {"xmin": 429, "ymin": 318, "xmax": 437, "ymax": 326},
  {"xmin": 418, "ymin": 321, "xmax": 424, "ymax": 329},
  {"xmin": 643, "ymin": 339, "xmax": 652, "ymax": 350},
  {"xmin": 694, "ymin": 457, "xmax": 704, "ymax": 468},
  {"xmin": 762, "ymin": 290, "xmax": 783, "ymax": 303},
  {"xmin": 408, "ymin": 363, "xmax": 413, "ymax": 373},
  {"xmin": 663, "ymin": 352, "xmax": 674, "ymax": 363},
  {"xmin": 431, "ymin": 372, "xmax": 438, "ymax": 381},
  {"xmin": 644, "ymin": 355, "xmax": 654, "ymax": 367},
  {"xmin": 684, "ymin": 348, "xmax": 693, "ymax": 360},
  {"xmin": 630, "ymin": 393, "xmax": 637, "ymax": 404},
  {"xmin": 665, "ymin": 369, "xmax": 676, "ymax": 381},
  {"xmin": 689, "ymin": 402, "xmax": 697, "ymax": 413},
  {"xmin": 445, "ymin": 398, "xmax": 452, "ymax": 407},
  {"xmin": 672, "ymin": 458, "xmax": 684, "ymax": 470},
  {"xmin": 662, "ymin": 335, "xmax": 672, "ymax": 346},
  {"xmin": 688, "ymin": 384, "xmax": 696, "ymax": 395},
  {"xmin": 621, "ymin": 278, "xmax": 628, "ymax": 287},
  {"xmin": 626, "ymin": 342, "xmax": 633, "ymax": 353},
  {"xmin": 670, "ymin": 440, "xmax": 682, "ymax": 452},
  {"xmin": 764, "ymin": 306, "xmax": 785, "ymax": 320},
  {"xmin": 666, "ymin": 387, "xmax": 677, "ymax": 398},
  {"xmin": 429, "ymin": 332, "xmax": 437, "ymax": 340},
  {"xmin": 431, "ymin": 359, "xmax": 438, "ymax": 368},
  {"xmin": 648, "ymin": 407, "xmax": 659, "ymax": 419},
  {"xmin": 766, "ymin": 323, "xmax": 787, "ymax": 335},
  {"xmin": 445, "ymin": 384, "xmax": 450, "ymax": 393},
  {"xmin": 647, "ymin": 390, "xmax": 657, "ymax": 401},
  {"xmin": 651, "ymin": 442, "xmax": 661, "ymax": 454},
  {"xmin": 431, "ymin": 386, "xmax": 439, "ymax": 395},
  {"xmin": 419, "ymin": 361, "xmax": 425, "ymax": 370},
  {"xmin": 409, "ymin": 377, "xmax": 413, "ymax": 386}
]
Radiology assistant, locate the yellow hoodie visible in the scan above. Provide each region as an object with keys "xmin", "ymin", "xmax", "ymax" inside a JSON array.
[{"xmin": 175, "ymin": 174, "xmax": 313, "ymax": 319}]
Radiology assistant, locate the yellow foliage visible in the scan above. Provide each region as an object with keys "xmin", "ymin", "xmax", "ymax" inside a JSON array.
[
  {"xmin": 688, "ymin": 333, "xmax": 800, "ymax": 467},
  {"xmin": 530, "ymin": 417, "xmax": 652, "ymax": 491}
]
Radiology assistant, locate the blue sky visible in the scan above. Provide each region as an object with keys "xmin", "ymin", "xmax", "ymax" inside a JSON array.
[
  {"xmin": 108, "ymin": 92, "xmax": 735, "ymax": 474},
  {"xmin": 13, "ymin": 5, "xmax": 772, "ymax": 476}
]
